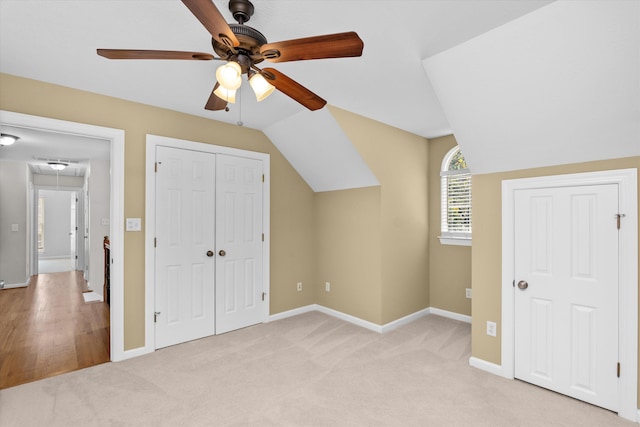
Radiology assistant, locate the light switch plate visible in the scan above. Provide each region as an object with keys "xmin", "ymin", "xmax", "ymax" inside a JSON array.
[{"xmin": 126, "ymin": 218, "xmax": 142, "ymax": 231}]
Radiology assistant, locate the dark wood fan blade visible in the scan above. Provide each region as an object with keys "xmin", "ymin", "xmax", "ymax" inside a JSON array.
[
  {"xmin": 182, "ymin": 0, "xmax": 239, "ymax": 48},
  {"xmin": 205, "ymin": 83, "xmax": 228, "ymax": 111},
  {"xmin": 262, "ymin": 68, "xmax": 326, "ymax": 111},
  {"xmin": 97, "ymin": 49, "xmax": 214, "ymax": 60},
  {"xmin": 260, "ymin": 32, "xmax": 364, "ymax": 63}
]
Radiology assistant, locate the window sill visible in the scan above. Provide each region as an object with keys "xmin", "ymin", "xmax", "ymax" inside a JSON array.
[{"xmin": 438, "ymin": 236, "xmax": 472, "ymax": 247}]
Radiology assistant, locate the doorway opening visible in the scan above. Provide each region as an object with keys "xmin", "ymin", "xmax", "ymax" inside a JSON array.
[{"xmin": 0, "ymin": 110, "xmax": 125, "ymax": 362}]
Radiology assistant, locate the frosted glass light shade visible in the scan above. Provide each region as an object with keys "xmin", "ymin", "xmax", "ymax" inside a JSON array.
[
  {"xmin": 216, "ymin": 62, "xmax": 242, "ymax": 90},
  {"xmin": 214, "ymin": 85, "xmax": 237, "ymax": 103},
  {"xmin": 249, "ymin": 73, "xmax": 275, "ymax": 101},
  {"xmin": 0, "ymin": 133, "xmax": 19, "ymax": 146},
  {"xmin": 48, "ymin": 162, "xmax": 68, "ymax": 171}
]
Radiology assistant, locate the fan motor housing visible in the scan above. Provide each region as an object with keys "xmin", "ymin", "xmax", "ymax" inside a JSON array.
[{"xmin": 212, "ymin": 24, "xmax": 267, "ymax": 71}]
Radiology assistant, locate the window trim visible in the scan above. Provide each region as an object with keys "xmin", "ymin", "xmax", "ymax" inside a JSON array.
[{"xmin": 439, "ymin": 146, "xmax": 472, "ymax": 246}]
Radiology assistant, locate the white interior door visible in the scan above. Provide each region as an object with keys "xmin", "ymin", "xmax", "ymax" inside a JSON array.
[
  {"xmin": 215, "ymin": 154, "xmax": 264, "ymax": 334},
  {"xmin": 69, "ymin": 192, "xmax": 77, "ymax": 270},
  {"xmin": 75, "ymin": 191, "xmax": 85, "ymax": 272},
  {"xmin": 514, "ymin": 183, "xmax": 619, "ymax": 411},
  {"xmin": 155, "ymin": 146, "xmax": 216, "ymax": 349},
  {"xmin": 84, "ymin": 186, "xmax": 90, "ymax": 281}
]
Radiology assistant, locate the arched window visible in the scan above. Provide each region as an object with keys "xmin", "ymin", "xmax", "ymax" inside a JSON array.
[{"xmin": 440, "ymin": 146, "xmax": 472, "ymax": 245}]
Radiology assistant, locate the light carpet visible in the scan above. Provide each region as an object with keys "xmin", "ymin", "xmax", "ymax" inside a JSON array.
[{"xmin": 0, "ymin": 312, "xmax": 632, "ymax": 426}]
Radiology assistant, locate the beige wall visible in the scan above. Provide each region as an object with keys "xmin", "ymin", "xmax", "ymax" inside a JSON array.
[
  {"xmin": 315, "ymin": 186, "xmax": 382, "ymax": 323},
  {"xmin": 1, "ymin": 73, "xmax": 469, "ymax": 350},
  {"xmin": 471, "ymin": 155, "xmax": 640, "ymax": 404},
  {"xmin": 328, "ymin": 107, "xmax": 430, "ymax": 324},
  {"xmin": 0, "ymin": 73, "xmax": 317, "ymax": 350},
  {"xmin": 428, "ymin": 135, "xmax": 472, "ymax": 316}
]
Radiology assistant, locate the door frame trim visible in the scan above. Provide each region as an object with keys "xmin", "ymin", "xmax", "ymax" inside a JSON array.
[
  {"xmin": 144, "ymin": 134, "xmax": 271, "ymax": 353},
  {"xmin": 501, "ymin": 168, "xmax": 638, "ymax": 421},
  {"xmin": 0, "ymin": 110, "xmax": 126, "ymax": 362}
]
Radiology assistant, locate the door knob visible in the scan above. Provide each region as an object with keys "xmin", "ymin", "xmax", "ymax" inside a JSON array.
[
  {"xmin": 218, "ymin": 250, "xmax": 226, "ymax": 257},
  {"xmin": 517, "ymin": 280, "xmax": 529, "ymax": 290},
  {"xmin": 206, "ymin": 250, "xmax": 214, "ymax": 257}
]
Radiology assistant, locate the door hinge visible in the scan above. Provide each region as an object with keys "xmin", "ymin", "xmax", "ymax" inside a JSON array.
[
  {"xmin": 615, "ymin": 213, "xmax": 626, "ymax": 230},
  {"xmin": 262, "ymin": 233, "xmax": 264, "ymax": 242},
  {"xmin": 154, "ymin": 312, "xmax": 161, "ymax": 323},
  {"xmin": 262, "ymin": 292, "xmax": 266, "ymax": 301},
  {"xmin": 262, "ymin": 174, "xmax": 264, "ymax": 183},
  {"xmin": 512, "ymin": 279, "xmax": 515, "ymax": 287},
  {"xmin": 154, "ymin": 237, "xmax": 157, "ymax": 248},
  {"xmin": 617, "ymin": 362, "xmax": 621, "ymax": 378},
  {"xmin": 155, "ymin": 162, "xmax": 158, "ymax": 173}
]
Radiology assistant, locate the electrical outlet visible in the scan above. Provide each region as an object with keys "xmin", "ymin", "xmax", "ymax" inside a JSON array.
[
  {"xmin": 465, "ymin": 288, "xmax": 472, "ymax": 299},
  {"xmin": 325, "ymin": 281, "xmax": 331, "ymax": 292},
  {"xmin": 297, "ymin": 282, "xmax": 303, "ymax": 292},
  {"xmin": 486, "ymin": 321, "xmax": 497, "ymax": 337}
]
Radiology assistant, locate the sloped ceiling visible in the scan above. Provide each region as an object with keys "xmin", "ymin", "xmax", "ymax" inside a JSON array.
[
  {"xmin": 423, "ymin": 0, "xmax": 640, "ymax": 174},
  {"xmin": 4, "ymin": 2, "xmax": 636, "ymax": 186},
  {"xmin": 264, "ymin": 108, "xmax": 379, "ymax": 192},
  {"xmin": 1, "ymin": 0, "xmax": 564, "ymax": 190}
]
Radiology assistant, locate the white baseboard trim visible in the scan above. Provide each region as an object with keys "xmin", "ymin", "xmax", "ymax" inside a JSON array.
[
  {"xmin": 314, "ymin": 305, "xmax": 384, "ymax": 333},
  {"xmin": 269, "ymin": 305, "xmax": 470, "ymax": 334},
  {"xmin": 469, "ymin": 356, "xmax": 511, "ymax": 379},
  {"xmin": 429, "ymin": 307, "xmax": 472, "ymax": 324},
  {"xmin": 268, "ymin": 305, "xmax": 318, "ymax": 322},
  {"xmin": 381, "ymin": 308, "xmax": 431, "ymax": 333},
  {"xmin": 1, "ymin": 280, "xmax": 29, "ymax": 289},
  {"xmin": 112, "ymin": 345, "xmax": 153, "ymax": 362}
]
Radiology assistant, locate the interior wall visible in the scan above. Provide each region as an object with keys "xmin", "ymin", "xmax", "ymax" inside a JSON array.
[
  {"xmin": 0, "ymin": 160, "xmax": 28, "ymax": 286},
  {"xmin": 328, "ymin": 106, "xmax": 430, "ymax": 324},
  {"xmin": 0, "ymin": 73, "xmax": 316, "ymax": 350},
  {"xmin": 315, "ymin": 186, "xmax": 383, "ymax": 324},
  {"xmin": 428, "ymin": 135, "xmax": 472, "ymax": 316},
  {"xmin": 471, "ymin": 155, "xmax": 640, "ymax": 403}
]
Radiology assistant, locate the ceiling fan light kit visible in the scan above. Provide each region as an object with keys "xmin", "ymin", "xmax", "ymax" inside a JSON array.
[
  {"xmin": 0, "ymin": 133, "xmax": 20, "ymax": 146},
  {"xmin": 97, "ymin": 0, "xmax": 364, "ymax": 113}
]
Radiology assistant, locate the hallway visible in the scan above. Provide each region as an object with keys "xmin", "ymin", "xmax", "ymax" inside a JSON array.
[{"xmin": 0, "ymin": 271, "xmax": 109, "ymax": 389}]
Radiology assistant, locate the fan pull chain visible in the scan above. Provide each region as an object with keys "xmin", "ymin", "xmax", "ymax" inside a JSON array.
[{"xmin": 237, "ymin": 85, "xmax": 244, "ymax": 127}]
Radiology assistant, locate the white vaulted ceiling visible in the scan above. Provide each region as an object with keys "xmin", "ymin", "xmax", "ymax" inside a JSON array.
[
  {"xmin": 1, "ymin": 1, "xmax": 636, "ymax": 184},
  {"xmin": 423, "ymin": 0, "xmax": 640, "ymax": 174}
]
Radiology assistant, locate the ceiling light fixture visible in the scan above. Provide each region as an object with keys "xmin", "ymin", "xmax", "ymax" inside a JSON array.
[
  {"xmin": 48, "ymin": 161, "xmax": 68, "ymax": 171},
  {"xmin": 216, "ymin": 62, "xmax": 242, "ymax": 91},
  {"xmin": 249, "ymin": 72, "xmax": 276, "ymax": 102},
  {"xmin": 0, "ymin": 133, "xmax": 19, "ymax": 146},
  {"xmin": 214, "ymin": 61, "xmax": 275, "ymax": 104},
  {"xmin": 213, "ymin": 85, "xmax": 237, "ymax": 104}
]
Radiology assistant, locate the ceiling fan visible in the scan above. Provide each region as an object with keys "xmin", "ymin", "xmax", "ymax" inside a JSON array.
[{"xmin": 97, "ymin": 0, "xmax": 364, "ymax": 112}]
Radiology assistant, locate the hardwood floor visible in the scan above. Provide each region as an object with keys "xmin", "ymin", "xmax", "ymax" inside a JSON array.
[{"xmin": 0, "ymin": 271, "xmax": 109, "ymax": 389}]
